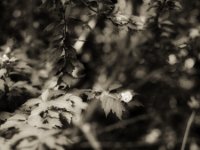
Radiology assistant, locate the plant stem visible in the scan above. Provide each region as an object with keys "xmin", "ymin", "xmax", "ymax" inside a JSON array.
[
  {"xmin": 97, "ymin": 114, "xmax": 151, "ymax": 134},
  {"xmin": 181, "ymin": 111, "xmax": 196, "ymax": 150}
]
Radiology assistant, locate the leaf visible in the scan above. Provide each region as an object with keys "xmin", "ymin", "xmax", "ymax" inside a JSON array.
[
  {"xmin": 27, "ymin": 102, "xmax": 55, "ymax": 128},
  {"xmin": 21, "ymin": 98, "xmax": 41, "ymax": 111},
  {"xmin": 61, "ymin": 74, "xmax": 78, "ymax": 87},
  {"xmin": 0, "ymin": 69, "xmax": 7, "ymax": 78},
  {"xmin": 100, "ymin": 91, "xmax": 125, "ymax": 119},
  {"xmin": 68, "ymin": 94, "xmax": 88, "ymax": 113},
  {"xmin": 11, "ymin": 81, "xmax": 39, "ymax": 96},
  {"xmin": 110, "ymin": 13, "xmax": 130, "ymax": 26},
  {"xmin": 0, "ymin": 112, "xmax": 14, "ymax": 121},
  {"xmin": 8, "ymin": 114, "xmax": 27, "ymax": 121},
  {"xmin": 0, "ymin": 138, "xmax": 9, "ymax": 150},
  {"xmin": 0, "ymin": 113, "xmax": 27, "ymax": 129},
  {"xmin": 0, "ymin": 79, "xmax": 5, "ymax": 91},
  {"xmin": 129, "ymin": 15, "xmax": 146, "ymax": 30},
  {"xmin": 0, "ymin": 54, "xmax": 9, "ymax": 62},
  {"xmin": 44, "ymin": 23, "xmax": 56, "ymax": 32},
  {"xmin": 6, "ymin": 125, "xmax": 72, "ymax": 150},
  {"xmin": 108, "ymin": 83, "xmax": 122, "ymax": 92},
  {"xmin": 25, "ymin": 92, "xmax": 87, "ymax": 128},
  {"xmin": 2, "ymin": 89, "xmax": 87, "ymax": 129}
]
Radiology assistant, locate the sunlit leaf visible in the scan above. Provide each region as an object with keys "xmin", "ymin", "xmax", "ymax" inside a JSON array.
[
  {"xmin": 100, "ymin": 91, "xmax": 125, "ymax": 119},
  {"xmin": 6, "ymin": 125, "xmax": 73, "ymax": 150}
]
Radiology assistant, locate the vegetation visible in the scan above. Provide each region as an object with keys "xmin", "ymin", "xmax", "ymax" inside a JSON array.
[{"xmin": 0, "ymin": 0, "xmax": 200, "ymax": 149}]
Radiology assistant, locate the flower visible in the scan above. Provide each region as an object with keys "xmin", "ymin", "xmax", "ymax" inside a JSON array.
[{"xmin": 120, "ymin": 90, "xmax": 134, "ymax": 103}]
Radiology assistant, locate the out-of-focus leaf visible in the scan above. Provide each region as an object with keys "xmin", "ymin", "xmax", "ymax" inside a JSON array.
[
  {"xmin": 0, "ymin": 138, "xmax": 9, "ymax": 150},
  {"xmin": 11, "ymin": 81, "xmax": 39, "ymax": 96},
  {"xmin": 61, "ymin": 74, "xmax": 79, "ymax": 87},
  {"xmin": 0, "ymin": 69, "xmax": 7, "ymax": 78},
  {"xmin": 188, "ymin": 97, "xmax": 200, "ymax": 109},
  {"xmin": 0, "ymin": 113, "xmax": 27, "ymax": 129},
  {"xmin": 110, "ymin": 13, "xmax": 130, "ymax": 26},
  {"xmin": 6, "ymin": 125, "xmax": 73, "ymax": 150},
  {"xmin": 21, "ymin": 98, "xmax": 41, "ymax": 111},
  {"xmin": 44, "ymin": 23, "xmax": 56, "ymax": 32},
  {"xmin": 0, "ymin": 112, "xmax": 14, "ymax": 122},
  {"xmin": 0, "ymin": 79, "xmax": 5, "ymax": 91},
  {"xmin": 129, "ymin": 16, "xmax": 146, "ymax": 30},
  {"xmin": 108, "ymin": 83, "xmax": 122, "ymax": 92},
  {"xmin": 20, "ymin": 91, "xmax": 88, "ymax": 128}
]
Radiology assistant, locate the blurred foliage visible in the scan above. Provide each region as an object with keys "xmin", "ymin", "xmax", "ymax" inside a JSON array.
[{"xmin": 1, "ymin": 0, "xmax": 200, "ymax": 149}]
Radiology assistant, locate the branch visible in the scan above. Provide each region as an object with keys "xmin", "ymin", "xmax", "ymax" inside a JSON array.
[{"xmin": 181, "ymin": 111, "xmax": 196, "ymax": 150}]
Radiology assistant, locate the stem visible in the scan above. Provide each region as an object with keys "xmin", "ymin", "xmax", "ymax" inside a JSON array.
[
  {"xmin": 97, "ymin": 114, "xmax": 151, "ymax": 134},
  {"xmin": 181, "ymin": 111, "xmax": 196, "ymax": 150},
  {"xmin": 80, "ymin": 123, "xmax": 101, "ymax": 150}
]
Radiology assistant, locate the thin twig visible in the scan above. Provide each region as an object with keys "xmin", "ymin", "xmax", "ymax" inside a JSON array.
[
  {"xmin": 97, "ymin": 114, "xmax": 152, "ymax": 134},
  {"xmin": 181, "ymin": 111, "xmax": 196, "ymax": 150}
]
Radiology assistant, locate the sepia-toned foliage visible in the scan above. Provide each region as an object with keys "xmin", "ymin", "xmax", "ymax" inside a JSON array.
[{"xmin": 1, "ymin": 0, "xmax": 200, "ymax": 149}]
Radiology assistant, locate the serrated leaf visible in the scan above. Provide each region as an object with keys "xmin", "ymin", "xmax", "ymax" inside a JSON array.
[
  {"xmin": 0, "ymin": 113, "xmax": 27, "ymax": 129},
  {"xmin": 100, "ymin": 91, "xmax": 125, "ymax": 119},
  {"xmin": 0, "ymin": 79, "xmax": 5, "ymax": 91},
  {"xmin": 68, "ymin": 94, "xmax": 88, "ymax": 109},
  {"xmin": 25, "ymin": 92, "xmax": 87, "ymax": 128},
  {"xmin": 21, "ymin": 98, "xmax": 41, "ymax": 111},
  {"xmin": 6, "ymin": 125, "xmax": 72, "ymax": 150},
  {"xmin": 0, "ymin": 112, "xmax": 14, "ymax": 121}
]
